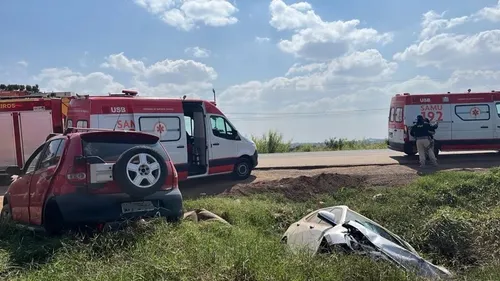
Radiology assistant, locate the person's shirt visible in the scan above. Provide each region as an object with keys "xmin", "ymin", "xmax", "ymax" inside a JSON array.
[{"xmin": 411, "ymin": 122, "xmax": 434, "ymax": 138}]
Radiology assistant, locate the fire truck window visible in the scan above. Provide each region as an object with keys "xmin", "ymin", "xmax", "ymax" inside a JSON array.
[
  {"xmin": 389, "ymin": 107, "xmax": 395, "ymax": 122},
  {"xmin": 138, "ymin": 116, "xmax": 181, "ymax": 141},
  {"xmin": 39, "ymin": 139, "xmax": 65, "ymax": 169},
  {"xmin": 455, "ymin": 104, "xmax": 490, "ymax": 121},
  {"xmin": 395, "ymin": 107, "xmax": 403, "ymax": 122},
  {"xmin": 76, "ymin": 120, "xmax": 88, "ymax": 128},
  {"xmin": 67, "ymin": 119, "xmax": 73, "ymax": 128},
  {"xmin": 496, "ymin": 103, "xmax": 500, "ymax": 116}
]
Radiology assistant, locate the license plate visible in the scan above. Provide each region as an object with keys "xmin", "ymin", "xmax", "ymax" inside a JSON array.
[{"xmin": 121, "ymin": 201, "xmax": 155, "ymax": 214}]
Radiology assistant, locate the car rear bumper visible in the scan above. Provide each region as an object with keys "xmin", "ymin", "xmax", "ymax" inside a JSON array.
[{"xmin": 53, "ymin": 189, "xmax": 184, "ymax": 224}]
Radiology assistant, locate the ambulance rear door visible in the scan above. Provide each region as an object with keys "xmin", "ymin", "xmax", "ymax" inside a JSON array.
[{"xmin": 388, "ymin": 99, "xmax": 405, "ymax": 145}]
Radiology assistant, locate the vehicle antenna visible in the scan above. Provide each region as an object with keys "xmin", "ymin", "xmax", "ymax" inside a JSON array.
[{"xmin": 212, "ymin": 88, "xmax": 216, "ymax": 105}]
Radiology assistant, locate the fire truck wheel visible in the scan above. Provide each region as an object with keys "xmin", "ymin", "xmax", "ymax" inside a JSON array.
[
  {"xmin": 232, "ymin": 158, "xmax": 252, "ymax": 180},
  {"xmin": 113, "ymin": 146, "xmax": 167, "ymax": 198}
]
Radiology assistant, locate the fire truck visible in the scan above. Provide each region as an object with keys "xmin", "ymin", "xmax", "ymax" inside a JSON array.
[
  {"xmin": 388, "ymin": 91, "xmax": 500, "ymax": 156},
  {"xmin": 0, "ymin": 91, "xmax": 72, "ymax": 178}
]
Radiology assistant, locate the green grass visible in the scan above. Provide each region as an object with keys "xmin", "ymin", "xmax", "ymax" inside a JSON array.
[
  {"xmin": 251, "ymin": 130, "xmax": 387, "ymax": 154},
  {"xmin": 2, "ymin": 169, "xmax": 500, "ymax": 280}
]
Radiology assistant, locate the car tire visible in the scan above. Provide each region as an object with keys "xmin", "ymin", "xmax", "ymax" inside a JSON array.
[
  {"xmin": 232, "ymin": 158, "xmax": 252, "ymax": 180},
  {"xmin": 0, "ymin": 204, "xmax": 12, "ymax": 223},
  {"xmin": 44, "ymin": 203, "xmax": 65, "ymax": 236},
  {"xmin": 114, "ymin": 146, "xmax": 168, "ymax": 198}
]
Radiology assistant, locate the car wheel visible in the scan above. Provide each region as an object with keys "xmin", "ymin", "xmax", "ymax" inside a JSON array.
[
  {"xmin": 114, "ymin": 146, "xmax": 168, "ymax": 198},
  {"xmin": 232, "ymin": 158, "xmax": 251, "ymax": 180},
  {"xmin": 0, "ymin": 204, "xmax": 13, "ymax": 223},
  {"xmin": 43, "ymin": 202, "xmax": 65, "ymax": 236}
]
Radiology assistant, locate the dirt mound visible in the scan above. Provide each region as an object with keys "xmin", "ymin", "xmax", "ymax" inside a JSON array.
[{"xmin": 226, "ymin": 173, "xmax": 367, "ymax": 201}]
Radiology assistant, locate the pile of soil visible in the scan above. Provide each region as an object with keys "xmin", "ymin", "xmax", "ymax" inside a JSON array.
[{"xmin": 225, "ymin": 173, "xmax": 368, "ymax": 201}]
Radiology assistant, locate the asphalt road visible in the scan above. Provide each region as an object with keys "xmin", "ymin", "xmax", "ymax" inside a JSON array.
[{"xmin": 256, "ymin": 149, "xmax": 499, "ymax": 168}]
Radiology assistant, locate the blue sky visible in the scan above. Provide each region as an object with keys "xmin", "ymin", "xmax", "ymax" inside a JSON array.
[{"xmin": 1, "ymin": 0, "xmax": 500, "ymax": 142}]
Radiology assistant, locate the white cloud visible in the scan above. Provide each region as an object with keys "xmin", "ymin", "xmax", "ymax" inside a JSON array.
[
  {"xmin": 475, "ymin": 0, "xmax": 500, "ymax": 22},
  {"xmin": 101, "ymin": 52, "xmax": 217, "ymax": 85},
  {"xmin": 220, "ymin": 49, "xmax": 397, "ymax": 108},
  {"xmin": 34, "ymin": 68, "xmax": 124, "ymax": 94},
  {"xmin": 394, "ymin": 30, "xmax": 500, "ymax": 69},
  {"xmin": 255, "ymin": 36, "xmax": 270, "ymax": 43},
  {"xmin": 269, "ymin": 0, "xmax": 393, "ymax": 61},
  {"xmin": 134, "ymin": 0, "xmax": 238, "ymax": 31},
  {"xmin": 184, "ymin": 46, "xmax": 210, "ymax": 58},
  {"xmin": 419, "ymin": 11, "xmax": 469, "ymax": 40},
  {"xmin": 17, "ymin": 60, "xmax": 28, "ymax": 67}
]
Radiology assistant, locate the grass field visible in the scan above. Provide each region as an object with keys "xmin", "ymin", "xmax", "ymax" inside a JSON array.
[
  {"xmin": 251, "ymin": 130, "xmax": 387, "ymax": 154},
  {"xmin": 1, "ymin": 169, "xmax": 500, "ymax": 280}
]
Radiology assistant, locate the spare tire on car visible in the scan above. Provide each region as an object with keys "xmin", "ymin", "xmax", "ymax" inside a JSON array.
[{"xmin": 113, "ymin": 146, "xmax": 168, "ymax": 198}]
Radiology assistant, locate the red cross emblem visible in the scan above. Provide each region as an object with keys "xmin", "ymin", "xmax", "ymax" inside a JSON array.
[
  {"xmin": 470, "ymin": 107, "xmax": 480, "ymax": 117},
  {"xmin": 154, "ymin": 122, "xmax": 165, "ymax": 134}
]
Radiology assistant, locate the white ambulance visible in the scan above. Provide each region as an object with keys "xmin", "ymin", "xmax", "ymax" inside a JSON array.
[
  {"xmin": 388, "ymin": 91, "xmax": 500, "ymax": 156},
  {"xmin": 66, "ymin": 90, "xmax": 258, "ymax": 181}
]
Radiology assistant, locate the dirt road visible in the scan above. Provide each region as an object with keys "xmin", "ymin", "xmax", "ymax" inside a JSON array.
[{"xmin": 257, "ymin": 149, "xmax": 499, "ymax": 168}]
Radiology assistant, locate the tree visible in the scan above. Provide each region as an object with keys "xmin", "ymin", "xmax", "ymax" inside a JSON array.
[
  {"xmin": 0, "ymin": 84, "xmax": 6, "ymax": 90},
  {"xmin": 25, "ymin": 85, "xmax": 32, "ymax": 92},
  {"xmin": 18, "ymin": 85, "xmax": 25, "ymax": 91},
  {"xmin": 33, "ymin": 84, "xmax": 40, "ymax": 93}
]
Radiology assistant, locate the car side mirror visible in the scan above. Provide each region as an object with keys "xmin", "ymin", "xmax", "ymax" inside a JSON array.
[
  {"xmin": 318, "ymin": 210, "xmax": 337, "ymax": 226},
  {"xmin": 6, "ymin": 166, "xmax": 21, "ymax": 176}
]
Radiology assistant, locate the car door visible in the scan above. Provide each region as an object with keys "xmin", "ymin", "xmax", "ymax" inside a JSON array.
[
  {"xmin": 7, "ymin": 143, "xmax": 46, "ymax": 224},
  {"xmin": 208, "ymin": 115, "xmax": 239, "ymax": 173},
  {"xmin": 29, "ymin": 138, "xmax": 66, "ymax": 225}
]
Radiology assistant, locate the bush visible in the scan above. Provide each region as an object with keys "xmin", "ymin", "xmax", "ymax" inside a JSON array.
[
  {"xmin": 251, "ymin": 130, "xmax": 387, "ymax": 153},
  {"xmin": 251, "ymin": 130, "xmax": 291, "ymax": 154}
]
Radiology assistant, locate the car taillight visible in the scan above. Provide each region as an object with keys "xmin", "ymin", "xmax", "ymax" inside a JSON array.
[
  {"xmin": 67, "ymin": 162, "xmax": 87, "ymax": 184},
  {"xmin": 171, "ymin": 162, "xmax": 179, "ymax": 189}
]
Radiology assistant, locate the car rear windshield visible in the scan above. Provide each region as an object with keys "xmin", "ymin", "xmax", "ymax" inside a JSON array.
[{"xmin": 81, "ymin": 133, "xmax": 169, "ymax": 162}]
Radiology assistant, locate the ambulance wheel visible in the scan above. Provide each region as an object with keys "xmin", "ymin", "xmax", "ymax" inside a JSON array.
[
  {"xmin": 232, "ymin": 158, "xmax": 252, "ymax": 180},
  {"xmin": 404, "ymin": 148, "xmax": 416, "ymax": 156}
]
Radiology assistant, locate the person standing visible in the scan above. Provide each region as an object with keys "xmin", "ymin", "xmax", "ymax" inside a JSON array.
[
  {"xmin": 410, "ymin": 115, "xmax": 438, "ymax": 168},
  {"xmin": 424, "ymin": 117, "xmax": 438, "ymax": 159}
]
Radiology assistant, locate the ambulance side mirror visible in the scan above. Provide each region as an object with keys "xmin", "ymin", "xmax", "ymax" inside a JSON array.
[{"xmin": 6, "ymin": 166, "xmax": 21, "ymax": 176}]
